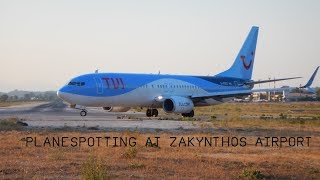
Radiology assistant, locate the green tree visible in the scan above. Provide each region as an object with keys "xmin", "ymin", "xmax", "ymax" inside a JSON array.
[
  {"xmin": 316, "ymin": 87, "xmax": 320, "ymax": 99},
  {"xmin": 8, "ymin": 95, "xmax": 18, "ymax": 101},
  {"xmin": 23, "ymin": 93, "xmax": 31, "ymax": 101},
  {"xmin": 0, "ymin": 94, "xmax": 9, "ymax": 102}
]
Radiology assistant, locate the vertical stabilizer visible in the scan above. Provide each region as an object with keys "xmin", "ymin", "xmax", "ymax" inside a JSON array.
[{"xmin": 216, "ymin": 26, "xmax": 259, "ymax": 80}]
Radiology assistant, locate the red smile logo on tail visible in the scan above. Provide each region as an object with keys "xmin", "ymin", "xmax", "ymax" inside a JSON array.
[{"xmin": 240, "ymin": 51, "xmax": 254, "ymax": 70}]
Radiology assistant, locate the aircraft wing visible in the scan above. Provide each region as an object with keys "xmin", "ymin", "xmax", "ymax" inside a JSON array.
[{"xmin": 191, "ymin": 87, "xmax": 294, "ymax": 100}]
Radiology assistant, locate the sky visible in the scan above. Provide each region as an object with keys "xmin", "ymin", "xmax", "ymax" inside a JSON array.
[{"xmin": 0, "ymin": 0, "xmax": 319, "ymax": 92}]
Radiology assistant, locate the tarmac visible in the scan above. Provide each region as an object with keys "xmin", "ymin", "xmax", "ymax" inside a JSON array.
[
  {"xmin": 0, "ymin": 100, "xmax": 212, "ymax": 132},
  {"xmin": 1, "ymin": 100, "xmax": 316, "ymax": 137}
]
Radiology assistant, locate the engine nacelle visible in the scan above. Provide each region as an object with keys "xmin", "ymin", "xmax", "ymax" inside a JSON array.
[
  {"xmin": 163, "ymin": 96, "xmax": 194, "ymax": 113},
  {"xmin": 103, "ymin": 107, "xmax": 130, "ymax": 112}
]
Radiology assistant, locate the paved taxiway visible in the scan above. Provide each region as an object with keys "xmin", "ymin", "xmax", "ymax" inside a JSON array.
[{"xmin": 0, "ymin": 101, "xmax": 211, "ymax": 132}]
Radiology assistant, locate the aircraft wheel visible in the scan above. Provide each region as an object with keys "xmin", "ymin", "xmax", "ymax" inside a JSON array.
[
  {"xmin": 146, "ymin": 109, "xmax": 152, "ymax": 117},
  {"xmin": 80, "ymin": 110, "xmax": 87, "ymax": 116},
  {"xmin": 189, "ymin": 110, "xmax": 194, "ymax": 117},
  {"xmin": 152, "ymin": 109, "xmax": 158, "ymax": 117},
  {"xmin": 182, "ymin": 110, "xmax": 194, "ymax": 117}
]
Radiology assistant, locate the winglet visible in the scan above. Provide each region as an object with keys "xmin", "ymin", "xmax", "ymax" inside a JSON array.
[{"xmin": 301, "ymin": 66, "xmax": 319, "ymax": 88}]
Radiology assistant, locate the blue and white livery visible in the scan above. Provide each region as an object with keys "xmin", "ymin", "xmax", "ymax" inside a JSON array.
[{"xmin": 57, "ymin": 26, "xmax": 301, "ymax": 117}]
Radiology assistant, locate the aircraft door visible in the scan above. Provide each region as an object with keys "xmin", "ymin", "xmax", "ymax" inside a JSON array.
[{"xmin": 93, "ymin": 76, "xmax": 103, "ymax": 94}]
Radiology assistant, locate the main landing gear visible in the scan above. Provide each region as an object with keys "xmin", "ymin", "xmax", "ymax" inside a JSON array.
[
  {"xmin": 80, "ymin": 109, "xmax": 87, "ymax": 116},
  {"xmin": 146, "ymin": 109, "xmax": 158, "ymax": 117},
  {"xmin": 181, "ymin": 110, "xmax": 194, "ymax": 117}
]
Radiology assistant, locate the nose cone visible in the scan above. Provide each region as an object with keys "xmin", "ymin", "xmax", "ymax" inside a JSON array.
[
  {"xmin": 57, "ymin": 90, "xmax": 65, "ymax": 100},
  {"xmin": 57, "ymin": 87, "xmax": 68, "ymax": 101},
  {"xmin": 57, "ymin": 86, "xmax": 75, "ymax": 104},
  {"xmin": 57, "ymin": 90, "xmax": 62, "ymax": 99}
]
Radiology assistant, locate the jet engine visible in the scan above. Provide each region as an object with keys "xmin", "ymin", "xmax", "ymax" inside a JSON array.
[
  {"xmin": 163, "ymin": 96, "xmax": 194, "ymax": 113},
  {"xmin": 103, "ymin": 107, "xmax": 130, "ymax": 112}
]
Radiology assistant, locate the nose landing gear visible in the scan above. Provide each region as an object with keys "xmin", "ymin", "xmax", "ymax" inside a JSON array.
[{"xmin": 71, "ymin": 105, "xmax": 88, "ymax": 117}]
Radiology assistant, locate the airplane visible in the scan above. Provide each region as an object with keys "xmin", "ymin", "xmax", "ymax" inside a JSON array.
[{"xmin": 57, "ymin": 26, "xmax": 302, "ymax": 117}]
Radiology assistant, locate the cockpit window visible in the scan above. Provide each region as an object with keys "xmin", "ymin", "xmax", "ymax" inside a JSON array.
[{"xmin": 68, "ymin": 82, "xmax": 85, "ymax": 86}]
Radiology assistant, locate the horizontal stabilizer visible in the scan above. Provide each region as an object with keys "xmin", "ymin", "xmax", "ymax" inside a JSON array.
[{"xmin": 245, "ymin": 77, "xmax": 302, "ymax": 85}]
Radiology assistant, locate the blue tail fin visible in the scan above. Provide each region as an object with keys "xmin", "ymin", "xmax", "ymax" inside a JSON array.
[
  {"xmin": 216, "ymin": 26, "xmax": 259, "ymax": 80},
  {"xmin": 301, "ymin": 66, "xmax": 319, "ymax": 88}
]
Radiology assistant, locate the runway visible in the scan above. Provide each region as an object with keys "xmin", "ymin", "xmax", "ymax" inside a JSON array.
[{"xmin": 0, "ymin": 100, "xmax": 211, "ymax": 132}]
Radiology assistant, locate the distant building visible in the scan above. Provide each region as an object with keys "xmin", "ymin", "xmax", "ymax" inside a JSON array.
[{"xmin": 249, "ymin": 86, "xmax": 317, "ymax": 102}]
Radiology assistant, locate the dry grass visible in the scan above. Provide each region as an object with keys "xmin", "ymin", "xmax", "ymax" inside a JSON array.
[
  {"xmin": 195, "ymin": 102, "xmax": 320, "ymax": 132},
  {"xmin": 0, "ymin": 117, "xmax": 28, "ymax": 131},
  {"xmin": 0, "ymin": 102, "xmax": 320, "ymax": 179},
  {"xmin": 81, "ymin": 154, "xmax": 109, "ymax": 179},
  {"xmin": 0, "ymin": 131, "xmax": 319, "ymax": 179},
  {"xmin": 196, "ymin": 101, "xmax": 320, "ymax": 117}
]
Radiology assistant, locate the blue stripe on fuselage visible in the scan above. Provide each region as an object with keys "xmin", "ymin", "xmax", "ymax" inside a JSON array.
[{"xmin": 59, "ymin": 73, "xmax": 250, "ymax": 97}]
